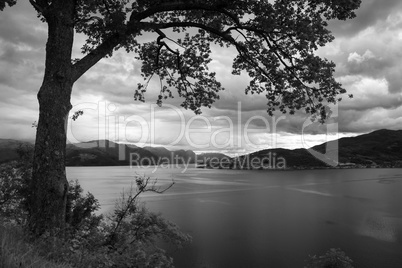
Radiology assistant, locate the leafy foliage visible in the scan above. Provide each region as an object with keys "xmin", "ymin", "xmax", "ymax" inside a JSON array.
[
  {"xmin": 101, "ymin": 181, "xmax": 190, "ymax": 268},
  {"xmin": 71, "ymin": 110, "xmax": 84, "ymax": 121},
  {"xmin": 0, "ymin": 148, "xmax": 191, "ymax": 267},
  {"xmin": 0, "ymin": 0, "xmax": 15, "ymax": 11},
  {"xmin": 0, "ymin": 145, "xmax": 33, "ymax": 224},
  {"xmin": 21, "ymin": 0, "xmax": 361, "ymax": 119},
  {"xmin": 131, "ymin": 0, "xmax": 361, "ymax": 118},
  {"xmin": 66, "ymin": 179, "xmax": 102, "ymax": 234},
  {"xmin": 33, "ymin": 177, "xmax": 190, "ymax": 268}
]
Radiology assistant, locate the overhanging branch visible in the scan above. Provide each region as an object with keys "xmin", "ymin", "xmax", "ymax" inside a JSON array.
[
  {"xmin": 71, "ymin": 19, "xmax": 235, "ymax": 83},
  {"xmin": 29, "ymin": 0, "xmax": 43, "ymax": 13},
  {"xmin": 71, "ymin": 33, "xmax": 122, "ymax": 82},
  {"xmin": 72, "ymin": 2, "xmax": 240, "ymax": 83},
  {"xmin": 29, "ymin": 0, "xmax": 51, "ymax": 15},
  {"xmin": 129, "ymin": 2, "xmax": 240, "ymax": 25}
]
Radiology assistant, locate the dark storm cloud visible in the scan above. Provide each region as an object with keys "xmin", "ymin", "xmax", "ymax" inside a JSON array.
[
  {"xmin": 344, "ymin": 41, "xmax": 402, "ymax": 94},
  {"xmin": 0, "ymin": 1, "xmax": 45, "ymax": 94},
  {"xmin": 329, "ymin": 0, "xmax": 402, "ymax": 36},
  {"xmin": 0, "ymin": 1, "xmax": 47, "ymax": 140},
  {"xmin": 347, "ymin": 52, "xmax": 389, "ymax": 76},
  {"xmin": 0, "ymin": 1, "xmax": 46, "ymax": 47},
  {"xmin": 317, "ymin": 0, "xmax": 402, "ymax": 136},
  {"xmin": 338, "ymin": 106, "xmax": 402, "ymax": 133}
]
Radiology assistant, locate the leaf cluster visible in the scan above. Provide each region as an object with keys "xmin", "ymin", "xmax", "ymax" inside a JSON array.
[
  {"xmin": 75, "ymin": 0, "xmax": 138, "ymax": 55},
  {"xmin": 130, "ymin": 0, "xmax": 359, "ymax": 119},
  {"xmin": 11, "ymin": 0, "xmax": 361, "ymax": 120}
]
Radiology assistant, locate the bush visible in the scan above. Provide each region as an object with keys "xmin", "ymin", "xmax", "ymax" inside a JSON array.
[
  {"xmin": 0, "ymin": 147, "xmax": 191, "ymax": 268},
  {"xmin": 0, "ymin": 144, "xmax": 32, "ymax": 224},
  {"xmin": 29, "ymin": 177, "xmax": 190, "ymax": 268}
]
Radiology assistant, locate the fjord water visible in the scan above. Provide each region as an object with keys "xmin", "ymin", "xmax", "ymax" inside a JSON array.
[{"xmin": 67, "ymin": 166, "xmax": 402, "ymax": 268}]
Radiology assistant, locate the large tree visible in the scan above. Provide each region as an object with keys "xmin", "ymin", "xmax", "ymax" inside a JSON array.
[{"xmin": 0, "ymin": 0, "xmax": 360, "ymax": 235}]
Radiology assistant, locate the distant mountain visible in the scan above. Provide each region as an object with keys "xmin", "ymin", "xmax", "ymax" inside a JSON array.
[
  {"xmin": 171, "ymin": 149, "xmax": 197, "ymax": 164},
  {"xmin": 65, "ymin": 141, "xmax": 197, "ymax": 166},
  {"xmin": 233, "ymin": 147, "xmax": 325, "ymax": 169},
  {"xmin": 319, "ymin": 129, "xmax": 402, "ymax": 166},
  {"xmin": 67, "ymin": 140, "xmax": 160, "ymax": 166},
  {"xmin": 1, "ymin": 129, "xmax": 401, "ymax": 168},
  {"xmin": 198, "ymin": 153, "xmax": 230, "ymax": 161},
  {"xmin": 143, "ymin": 146, "xmax": 172, "ymax": 159},
  {"xmin": 142, "ymin": 146, "xmax": 197, "ymax": 164},
  {"xmin": 226, "ymin": 129, "xmax": 402, "ymax": 169},
  {"xmin": 196, "ymin": 153, "xmax": 231, "ymax": 167},
  {"xmin": 0, "ymin": 139, "xmax": 197, "ymax": 166}
]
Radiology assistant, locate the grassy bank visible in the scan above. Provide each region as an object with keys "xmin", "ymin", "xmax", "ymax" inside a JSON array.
[{"xmin": 0, "ymin": 224, "xmax": 71, "ymax": 268}]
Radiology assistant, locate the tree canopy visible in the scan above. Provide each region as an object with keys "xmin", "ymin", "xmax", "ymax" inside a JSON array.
[{"xmin": 4, "ymin": 0, "xmax": 360, "ymax": 118}]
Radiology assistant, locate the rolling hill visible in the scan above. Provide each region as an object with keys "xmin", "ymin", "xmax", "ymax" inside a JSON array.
[
  {"xmin": 229, "ymin": 129, "xmax": 402, "ymax": 169},
  {"xmin": 1, "ymin": 129, "xmax": 401, "ymax": 168},
  {"xmin": 65, "ymin": 141, "xmax": 197, "ymax": 166}
]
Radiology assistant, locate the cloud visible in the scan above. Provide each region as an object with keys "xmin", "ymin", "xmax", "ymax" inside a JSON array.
[
  {"xmin": 339, "ymin": 106, "xmax": 402, "ymax": 133},
  {"xmin": 0, "ymin": 100, "xmax": 37, "ymax": 139},
  {"xmin": 347, "ymin": 49, "xmax": 375, "ymax": 64},
  {"xmin": 329, "ymin": 0, "xmax": 402, "ymax": 37},
  {"xmin": 1, "ymin": 0, "xmax": 402, "ymax": 154},
  {"xmin": 342, "ymin": 30, "xmax": 402, "ymax": 93},
  {"xmin": 0, "ymin": 2, "xmax": 46, "ymax": 48},
  {"xmin": 339, "ymin": 76, "xmax": 402, "ymax": 110},
  {"xmin": 315, "ymin": 1, "xmax": 402, "ymax": 135}
]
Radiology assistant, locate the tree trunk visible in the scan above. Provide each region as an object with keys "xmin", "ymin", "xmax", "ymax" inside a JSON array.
[{"xmin": 29, "ymin": 2, "xmax": 75, "ymax": 236}]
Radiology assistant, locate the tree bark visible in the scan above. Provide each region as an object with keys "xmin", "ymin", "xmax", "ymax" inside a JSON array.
[{"xmin": 29, "ymin": 1, "xmax": 75, "ymax": 236}]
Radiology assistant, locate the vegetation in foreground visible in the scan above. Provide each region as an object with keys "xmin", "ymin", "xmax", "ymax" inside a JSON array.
[
  {"xmin": 0, "ymin": 145, "xmax": 354, "ymax": 267},
  {"xmin": 0, "ymin": 224, "xmax": 72, "ymax": 268},
  {"xmin": 0, "ymin": 145, "xmax": 191, "ymax": 267}
]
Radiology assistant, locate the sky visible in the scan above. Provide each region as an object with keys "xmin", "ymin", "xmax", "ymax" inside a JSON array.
[{"xmin": 1, "ymin": 0, "xmax": 402, "ymax": 156}]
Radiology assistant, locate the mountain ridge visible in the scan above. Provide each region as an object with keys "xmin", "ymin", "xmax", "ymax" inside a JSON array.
[
  {"xmin": 228, "ymin": 129, "xmax": 402, "ymax": 169},
  {"xmin": 1, "ymin": 129, "xmax": 401, "ymax": 168}
]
